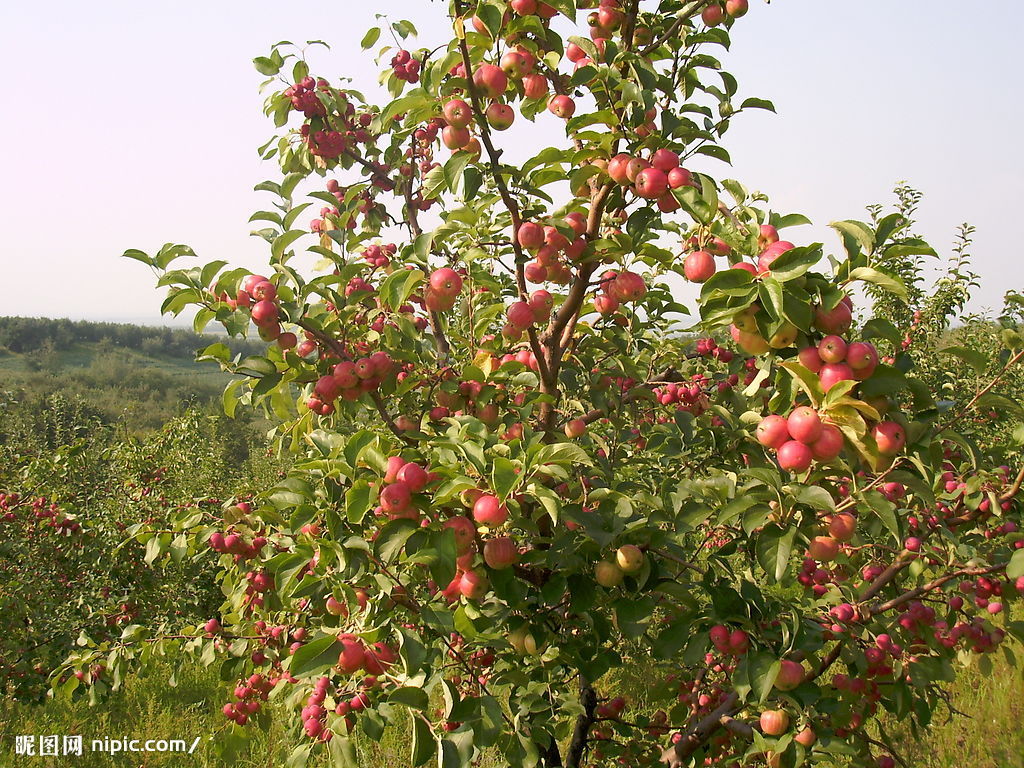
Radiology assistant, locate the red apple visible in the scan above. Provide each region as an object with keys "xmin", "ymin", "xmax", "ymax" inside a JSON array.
[
  {"xmin": 684, "ymin": 250, "xmax": 716, "ymax": 283},
  {"xmin": 817, "ymin": 335, "xmax": 847, "ymax": 364},
  {"xmin": 777, "ymin": 440, "xmax": 813, "ymax": 472},
  {"xmin": 522, "ymin": 73, "xmax": 548, "ymax": 99},
  {"xmin": 759, "ymin": 710, "xmax": 791, "ymax": 736},
  {"xmin": 756, "ymin": 414, "xmax": 790, "ymax": 450},
  {"xmin": 548, "ymin": 94, "xmax": 576, "ymax": 119},
  {"xmin": 807, "ymin": 535, "xmax": 839, "ymax": 561},
  {"xmin": 702, "ymin": 4, "xmax": 726, "ymax": 27},
  {"xmin": 828, "ymin": 513, "xmax": 857, "ymax": 542},
  {"xmin": 635, "ymin": 167, "xmax": 668, "ymax": 199},
  {"xmin": 810, "ymin": 424, "xmax": 844, "ymax": 461},
  {"xmin": 486, "ymin": 102, "xmax": 515, "ymax": 130},
  {"xmin": 473, "ymin": 494, "xmax": 509, "ymax": 525},
  {"xmin": 473, "ymin": 64, "xmax": 508, "ymax": 99},
  {"xmin": 872, "ymin": 421, "xmax": 906, "ymax": 455},
  {"xmin": 819, "ymin": 363, "xmax": 855, "ymax": 391},
  {"xmin": 787, "ymin": 406, "xmax": 823, "ymax": 445},
  {"xmin": 775, "ymin": 660, "xmax": 805, "ymax": 691},
  {"xmin": 517, "ymin": 222, "xmax": 545, "ymax": 251},
  {"xmin": 443, "ymin": 99, "xmax": 472, "ymax": 128},
  {"xmin": 483, "ymin": 536, "xmax": 518, "ymax": 569}
]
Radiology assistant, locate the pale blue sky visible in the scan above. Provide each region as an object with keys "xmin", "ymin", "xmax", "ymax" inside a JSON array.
[{"xmin": 2, "ymin": 1, "xmax": 1021, "ymax": 324}]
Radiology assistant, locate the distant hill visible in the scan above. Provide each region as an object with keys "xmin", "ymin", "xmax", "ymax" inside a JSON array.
[
  {"xmin": 0, "ymin": 316, "xmax": 264, "ymax": 358},
  {"xmin": 0, "ymin": 317, "xmax": 268, "ymax": 431}
]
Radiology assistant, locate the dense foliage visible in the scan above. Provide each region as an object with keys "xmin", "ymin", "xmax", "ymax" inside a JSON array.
[
  {"xmin": 16, "ymin": 2, "xmax": 1024, "ymax": 768},
  {"xmin": 0, "ymin": 396, "xmax": 278, "ymax": 701}
]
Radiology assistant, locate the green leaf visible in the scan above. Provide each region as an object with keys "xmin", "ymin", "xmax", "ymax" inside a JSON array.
[
  {"xmin": 864, "ymin": 491, "xmax": 900, "ymax": 541},
  {"xmin": 272, "ymin": 230, "xmax": 306, "ymax": 261},
  {"xmin": 780, "ymin": 361, "xmax": 824, "ymax": 407},
  {"xmin": 389, "ymin": 686, "xmax": 429, "ymax": 710},
  {"xmin": 939, "ymin": 345, "xmax": 989, "ymax": 375},
  {"xmin": 831, "ymin": 220, "xmax": 875, "ymax": 256},
  {"xmin": 862, "ymin": 317, "xmax": 901, "ymax": 344},
  {"xmin": 774, "ymin": 213, "xmax": 812, "ymax": 229},
  {"xmin": 1007, "ymin": 549, "xmax": 1024, "ymax": 580},
  {"xmin": 254, "ymin": 56, "xmax": 281, "ymax": 76},
  {"xmin": 491, "ymin": 457, "xmax": 519, "ymax": 500},
  {"xmin": 381, "ymin": 91, "xmax": 431, "ymax": 125},
  {"xmin": 740, "ymin": 97, "xmax": 775, "ymax": 112},
  {"xmin": 532, "ymin": 441, "xmax": 593, "ymax": 467},
  {"xmin": 796, "ymin": 485, "xmax": 835, "ymax": 512},
  {"xmin": 289, "ymin": 635, "xmax": 342, "ymax": 677},
  {"xmin": 122, "ymin": 248, "xmax": 153, "ymax": 266},
  {"xmin": 361, "ymin": 27, "xmax": 381, "ymax": 49},
  {"xmin": 763, "ymin": 244, "xmax": 822, "ymax": 283},
  {"xmin": 847, "ymin": 266, "xmax": 908, "ymax": 300},
  {"xmin": 754, "ymin": 524, "xmax": 796, "ymax": 583},
  {"xmin": 373, "ymin": 518, "xmax": 419, "ymax": 561},
  {"xmin": 411, "ymin": 716, "xmax": 435, "ymax": 766},
  {"xmin": 546, "ymin": 0, "xmax": 577, "ymax": 21},
  {"xmin": 379, "ymin": 268, "xmax": 424, "ymax": 310},
  {"xmin": 346, "ymin": 480, "xmax": 373, "ymax": 524}
]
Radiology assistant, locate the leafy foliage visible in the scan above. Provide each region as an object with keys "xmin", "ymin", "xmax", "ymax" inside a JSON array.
[{"xmin": 33, "ymin": 3, "xmax": 1024, "ymax": 768}]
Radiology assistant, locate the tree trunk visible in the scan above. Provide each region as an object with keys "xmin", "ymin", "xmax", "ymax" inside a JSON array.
[{"xmin": 565, "ymin": 683, "xmax": 597, "ymax": 768}]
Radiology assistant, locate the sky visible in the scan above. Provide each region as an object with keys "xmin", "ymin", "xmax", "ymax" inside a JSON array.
[{"xmin": 1, "ymin": 1, "xmax": 1021, "ymax": 325}]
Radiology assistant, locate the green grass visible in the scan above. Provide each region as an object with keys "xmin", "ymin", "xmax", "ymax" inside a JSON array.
[
  {"xmin": 889, "ymin": 650, "xmax": 1024, "ymax": 768},
  {"xmin": 3, "ymin": 651, "xmax": 1021, "ymax": 768}
]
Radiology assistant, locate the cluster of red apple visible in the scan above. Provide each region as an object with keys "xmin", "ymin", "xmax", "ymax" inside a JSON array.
[
  {"xmin": 957, "ymin": 571, "xmax": 1024, "ymax": 612},
  {"xmin": 235, "ymin": 273, "xmax": 294, "ymax": 345},
  {"xmin": 503, "ymin": 288, "xmax": 555, "ymax": 338},
  {"xmin": 360, "ymin": 243, "xmax": 397, "ymax": 268},
  {"xmin": 756, "ymin": 406, "xmax": 845, "ymax": 473},
  {"xmin": 376, "ymin": 456, "xmax": 435, "ymax": 520},
  {"xmin": 518, "ymin": 214, "xmax": 587, "ymax": 285},
  {"xmin": 694, "ymin": 336, "xmax": 735, "ymax": 362},
  {"xmin": 0, "ymin": 493, "xmax": 81, "ymax": 533},
  {"xmin": 701, "ymin": 0, "xmax": 749, "ymax": 26},
  {"xmin": 284, "ymin": 76, "xmax": 327, "ymax": 118},
  {"xmin": 308, "ymin": 351, "xmax": 395, "ymax": 415},
  {"xmin": 798, "ymin": 333, "xmax": 880, "ymax": 387},
  {"xmin": 424, "ymin": 267, "xmax": 464, "ymax": 312},
  {"xmin": 607, "ymin": 148, "xmax": 694, "ymax": 213},
  {"xmin": 208, "ymin": 528, "xmax": 266, "ymax": 563},
  {"xmin": 244, "ymin": 569, "xmax": 274, "ymax": 595},
  {"xmin": 221, "ymin": 673, "xmax": 272, "ymax": 725},
  {"xmin": 426, "ymin": 373, "xmax": 497, "ymax": 424},
  {"xmin": 295, "ymin": 88, "xmax": 374, "ymax": 160},
  {"xmin": 390, "ymin": 49, "xmax": 420, "ymax": 83},
  {"xmin": 593, "ymin": 269, "xmax": 647, "ymax": 316},
  {"xmin": 708, "ymin": 625, "xmax": 751, "ymax": 656}
]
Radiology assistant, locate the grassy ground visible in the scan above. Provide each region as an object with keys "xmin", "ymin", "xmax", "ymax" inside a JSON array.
[{"xmin": 2, "ymin": 650, "xmax": 1021, "ymax": 768}]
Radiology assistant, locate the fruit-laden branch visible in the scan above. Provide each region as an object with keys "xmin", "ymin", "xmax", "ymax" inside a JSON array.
[
  {"xmin": 399, "ymin": 153, "xmax": 451, "ymax": 360},
  {"xmin": 452, "ymin": 0, "xmax": 554, "ymax": 397},
  {"xmin": 868, "ymin": 562, "xmax": 1008, "ymax": 616},
  {"xmin": 367, "ymin": 555, "xmax": 519, "ymax": 731},
  {"xmin": 296, "ymin": 320, "xmax": 415, "ymax": 445},
  {"xmin": 659, "ymin": 691, "xmax": 740, "ymax": 767},
  {"xmin": 639, "ymin": 0, "xmax": 710, "ymax": 57}
]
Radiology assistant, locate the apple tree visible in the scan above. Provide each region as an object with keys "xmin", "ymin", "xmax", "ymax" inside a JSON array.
[{"xmin": 62, "ymin": 1, "xmax": 1024, "ymax": 766}]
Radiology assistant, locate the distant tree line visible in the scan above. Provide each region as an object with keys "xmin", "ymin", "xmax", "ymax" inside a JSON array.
[{"xmin": 0, "ymin": 316, "xmax": 264, "ymax": 358}]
